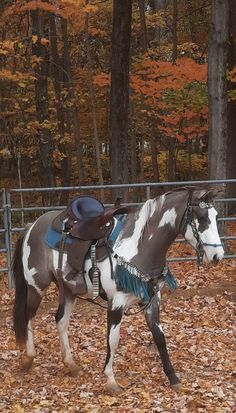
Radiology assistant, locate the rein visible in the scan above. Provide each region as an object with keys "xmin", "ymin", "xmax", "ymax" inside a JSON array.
[{"xmin": 76, "ymin": 294, "xmax": 153, "ymax": 316}]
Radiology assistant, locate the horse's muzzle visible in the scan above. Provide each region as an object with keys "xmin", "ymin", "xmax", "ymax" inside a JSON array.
[{"xmin": 213, "ymin": 254, "xmax": 220, "ymax": 264}]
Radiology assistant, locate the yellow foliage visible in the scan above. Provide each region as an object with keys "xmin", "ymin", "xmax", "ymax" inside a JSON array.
[
  {"xmin": 40, "ymin": 37, "xmax": 50, "ymax": 46},
  {"xmin": 0, "ymin": 69, "xmax": 35, "ymax": 83},
  {"xmin": 32, "ymin": 34, "xmax": 38, "ymax": 44},
  {"xmin": 0, "ymin": 40, "xmax": 16, "ymax": 56}
]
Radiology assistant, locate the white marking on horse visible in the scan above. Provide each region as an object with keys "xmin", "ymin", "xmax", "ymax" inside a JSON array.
[
  {"xmin": 52, "ymin": 250, "xmax": 68, "ymax": 275},
  {"xmin": 184, "ymin": 222, "xmax": 197, "ymax": 249},
  {"xmin": 199, "ymin": 208, "xmax": 224, "ymax": 262},
  {"xmin": 114, "ymin": 199, "xmax": 157, "ymax": 261},
  {"xmin": 111, "ymin": 291, "xmax": 137, "ymax": 311},
  {"xmin": 23, "ymin": 222, "xmax": 42, "ymax": 295},
  {"xmin": 158, "ymin": 208, "xmax": 177, "ymax": 229},
  {"xmin": 158, "ymin": 194, "xmax": 166, "ymax": 210},
  {"xmin": 104, "ymin": 324, "xmax": 120, "ymax": 384},
  {"xmin": 155, "ymin": 322, "xmax": 164, "ymax": 333},
  {"xmin": 184, "ymin": 207, "xmax": 224, "ymax": 263},
  {"xmin": 26, "ymin": 320, "xmax": 36, "ymax": 358}
]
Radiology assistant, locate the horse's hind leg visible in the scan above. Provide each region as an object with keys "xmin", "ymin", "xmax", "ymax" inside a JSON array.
[
  {"xmin": 13, "ymin": 232, "xmax": 45, "ymax": 371},
  {"xmin": 55, "ymin": 289, "xmax": 78, "ymax": 376},
  {"xmin": 21, "ymin": 286, "xmax": 43, "ymax": 371}
]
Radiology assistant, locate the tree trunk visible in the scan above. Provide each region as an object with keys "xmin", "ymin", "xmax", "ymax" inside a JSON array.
[
  {"xmin": 172, "ymin": 0, "xmax": 178, "ymax": 63},
  {"xmin": 148, "ymin": 0, "xmax": 167, "ymax": 46},
  {"xmin": 49, "ymin": 14, "xmax": 71, "ymax": 205},
  {"xmin": 186, "ymin": 0, "xmax": 198, "ymax": 43},
  {"xmin": 139, "ymin": 136, "xmax": 145, "ymax": 201},
  {"xmin": 31, "ymin": 10, "xmax": 57, "ymax": 206},
  {"xmin": 226, "ymin": 0, "xmax": 236, "ymax": 210},
  {"xmin": 208, "ymin": 0, "xmax": 229, "ymax": 231},
  {"xmin": 149, "ymin": 0, "xmax": 167, "ymax": 11},
  {"xmin": 129, "ymin": 98, "xmax": 138, "ymax": 202},
  {"xmin": 85, "ymin": 9, "xmax": 104, "ymax": 202},
  {"xmin": 138, "ymin": 0, "xmax": 148, "ymax": 52},
  {"xmin": 208, "ymin": 0, "xmax": 229, "ymax": 181},
  {"xmin": 110, "ymin": 0, "xmax": 132, "ymax": 201},
  {"xmin": 150, "ymin": 132, "xmax": 160, "ymax": 183},
  {"xmin": 168, "ymin": 138, "xmax": 175, "ymax": 181},
  {"xmin": 61, "ymin": 18, "xmax": 84, "ymax": 185},
  {"xmin": 130, "ymin": 130, "xmax": 137, "ymax": 184}
]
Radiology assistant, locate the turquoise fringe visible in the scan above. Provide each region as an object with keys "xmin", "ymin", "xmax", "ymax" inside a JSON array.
[
  {"xmin": 165, "ymin": 268, "xmax": 178, "ymax": 291},
  {"xmin": 115, "ymin": 263, "xmax": 178, "ymax": 302},
  {"xmin": 115, "ymin": 265, "xmax": 150, "ymax": 302}
]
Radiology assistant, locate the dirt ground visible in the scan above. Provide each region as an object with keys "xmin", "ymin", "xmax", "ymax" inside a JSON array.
[{"xmin": 0, "ymin": 256, "xmax": 235, "ymax": 413}]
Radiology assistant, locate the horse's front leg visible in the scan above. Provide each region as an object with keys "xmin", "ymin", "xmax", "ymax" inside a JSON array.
[
  {"xmin": 144, "ymin": 293, "xmax": 181, "ymax": 389},
  {"xmin": 104, "ymin": 295, "xmax": 125, "ymax": 394},
  {"xmin": 55, "ymin": 288, "xmax": 78, "ymax": 376}
]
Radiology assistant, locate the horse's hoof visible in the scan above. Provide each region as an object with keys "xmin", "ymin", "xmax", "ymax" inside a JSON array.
[
  {"xmin": 21, "ymin": 356, "xmax": 34, "ymax": 371},
  {"xmin": 68, "ymin": 364, "xmax": 80, "ymax": 377},
  {"xmin": 105, "ymin": 382, "xmax": 123, "ymax": 395},
  {"xmin": 171, "ymin": 382, "xmax": 182, "ymax": 391}
]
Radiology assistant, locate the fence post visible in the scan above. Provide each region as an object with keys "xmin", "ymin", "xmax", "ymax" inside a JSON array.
[
  {"xmin": 146, "ymin": 185, "xmax": 151, "ymax": 199},
  {"xmin": 3, "ymin": 189, "xmax": 13, "ymax": 288}
]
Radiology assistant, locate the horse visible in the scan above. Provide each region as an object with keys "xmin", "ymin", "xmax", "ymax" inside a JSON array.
[{"xmin": 13, "ymin": 187, "xmax": 224, "ymax": 394}]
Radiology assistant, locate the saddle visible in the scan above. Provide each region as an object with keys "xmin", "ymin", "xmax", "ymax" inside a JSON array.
[{"xmin": 52, "ymin": 195, "xmax": 131, "ymax": 297}]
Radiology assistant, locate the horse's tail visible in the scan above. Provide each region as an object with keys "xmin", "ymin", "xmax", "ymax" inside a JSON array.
[{"xmin": 13, "ymin": 232, "xmax": 28, "ymax": 347}]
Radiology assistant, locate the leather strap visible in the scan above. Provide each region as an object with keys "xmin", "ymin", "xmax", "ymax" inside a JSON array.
[{"xmin": 56, "ymin": 232, "xmax": 67, "ymax": 305}]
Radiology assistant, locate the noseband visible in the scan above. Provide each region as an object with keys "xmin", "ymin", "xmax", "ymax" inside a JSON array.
[{"xmin": 182, "ymin": 193, "xmax": 223, "ymax": 266}]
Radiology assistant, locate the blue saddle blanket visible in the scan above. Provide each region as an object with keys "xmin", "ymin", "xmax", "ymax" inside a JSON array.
[{"xmin": 45, "ymin": 227, "xmax": 73, "ymax": 248}]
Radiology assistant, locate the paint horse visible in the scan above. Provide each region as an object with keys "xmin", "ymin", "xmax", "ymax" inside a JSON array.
[{"xmin": 13, "ymin": 187, "xmax": 224, "ymax": 394}]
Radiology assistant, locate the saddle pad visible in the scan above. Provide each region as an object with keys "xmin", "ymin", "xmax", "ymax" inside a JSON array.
[
  {"xmin": 44, "ymin": 214, "xmax": 125, "ymax": 250},
  {"xmin": 44, "ymin": 227, "xmax": 73, "ymax": 249},
  {"xmin": 108, "ymin": 215, "xmax": 125, "ymax": 247}
]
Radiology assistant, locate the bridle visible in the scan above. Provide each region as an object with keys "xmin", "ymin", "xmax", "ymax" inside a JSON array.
[{"xmin": 182, "ymin": 192, "xmax": 223, "ymax": 266}]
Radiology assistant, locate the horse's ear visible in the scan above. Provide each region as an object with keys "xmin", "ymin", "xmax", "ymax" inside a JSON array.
[{"xmin": 200, "ymin": 187, "xmax": 223, "ymax": 202}]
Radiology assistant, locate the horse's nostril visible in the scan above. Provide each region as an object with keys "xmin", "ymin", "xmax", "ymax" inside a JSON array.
[{"xmin": 213, "ymin": 254, "xmax": 219, "ymax": 263}]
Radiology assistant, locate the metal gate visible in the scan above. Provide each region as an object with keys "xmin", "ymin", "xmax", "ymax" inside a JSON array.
[{"xmin": 1, "ymin": 179, "xmax": 236, "ymax": 288}]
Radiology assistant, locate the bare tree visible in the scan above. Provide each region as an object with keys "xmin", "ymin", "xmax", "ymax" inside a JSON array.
[
  {"xmin": 31, "ymin": 10, "xmax": 57, "ymax": 206},
  {"xmin": 110, "ymin": 0, "xmax": 132, "ymax": 200},
  {"xmin": 61, "ymin": 18, "xmax": 84, "ymax": 185},
  {"xmin": 208, "ymin": 0, "xmax": 229, "ymax": 182},
  {"xmin": 138, "ymin": 0, "xmax": 148, "ymax": 52},
  {"xmin": 49, "ymin": 14, "xmax": 71, "ymax": 205},
  {"xmin": 172, "ymin": 0, "xmax": 178, "ymax": 63},
  {"xmin": 85, "ymin": 8, "xmax": 104, "ymax": 201},
  {"xmin": 208, "ymin": 0, "xmax": 229, "ymax": 230},
  {"xmin": 226, "ymin": 0, "xmax": 236, "ymax": 209}
]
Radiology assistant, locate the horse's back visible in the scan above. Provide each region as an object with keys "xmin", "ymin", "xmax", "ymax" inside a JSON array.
[
  {"xmin": 25, "ymin": 210, "xmax": 59, "ymax": 248},
  {"xmin": 22, "ymin": 210, "xmax": 60, "ymax": 287}
]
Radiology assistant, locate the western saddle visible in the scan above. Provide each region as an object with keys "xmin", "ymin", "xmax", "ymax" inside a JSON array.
[{"xmin": 52, "ymin": 195, "xmax": 131, "ymax": 299}]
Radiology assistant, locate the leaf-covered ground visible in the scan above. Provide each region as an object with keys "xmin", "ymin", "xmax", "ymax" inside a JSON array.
[{"xmin": 0, "ymin": 251, "xmax": 235, "ymax": 413}]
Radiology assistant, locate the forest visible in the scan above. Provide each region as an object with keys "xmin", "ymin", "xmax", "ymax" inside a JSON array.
[
  {"xmin": 1, "ymin": 0, "xmax": 236, "ymax": 205},
  {"xmin": 0, "ymin": 2, "xmax": 236, "ymax": 412}
]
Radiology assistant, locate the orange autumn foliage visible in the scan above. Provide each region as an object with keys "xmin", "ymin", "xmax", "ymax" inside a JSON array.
[{"xmin": 131, "ymin": 56, "xmax": 208, "ymax": 143}]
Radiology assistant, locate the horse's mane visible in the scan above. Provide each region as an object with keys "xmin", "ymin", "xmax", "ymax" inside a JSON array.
[{"xmin": 163, "ymin": 185, "xmax": 208, "ymax": 196}]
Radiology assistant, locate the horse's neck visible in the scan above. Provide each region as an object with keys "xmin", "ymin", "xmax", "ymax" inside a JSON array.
[
  {"xmin": 134, "ymin": 220, "xmax": 178, "ymax": 276},
  {"xmin": 114, "ymin": 198, "xmax": 181, "ymax": 277}
]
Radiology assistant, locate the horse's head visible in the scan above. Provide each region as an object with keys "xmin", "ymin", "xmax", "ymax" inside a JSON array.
[{"xmin": 180, "ymin": 188, "xmax": 224, "ymax": 265}]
